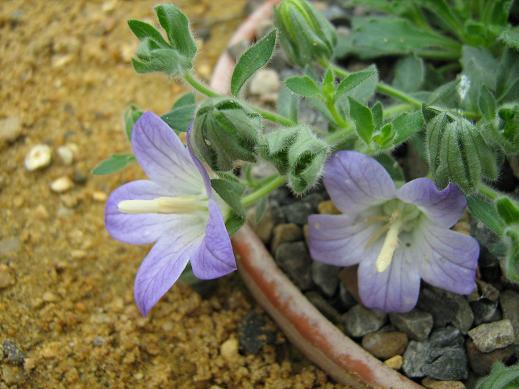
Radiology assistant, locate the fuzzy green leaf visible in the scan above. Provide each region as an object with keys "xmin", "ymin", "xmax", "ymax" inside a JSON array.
[
  {"xmin": 285, "ymin": 75, "xmax": 320, "ymax": 97},
  {"xmin": 393, "ymin": 55, "xmax": 425, "ymax": 93},
  {"xmin": 348, "ymin": 97, "xmax": 374, "ymax": 144},
  {"xmin": 468, "ymin": 196, "xmax": 505, "ymax": 235},
  {"xmin": 392, "ymin": 111, "xmax": 424, "ymax": 145},
  {"xmin": 231, "ymin": 29, "xmax": 277, "ymax": 96}
]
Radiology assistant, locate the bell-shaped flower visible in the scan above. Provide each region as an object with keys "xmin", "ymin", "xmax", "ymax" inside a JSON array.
[
  {"xmin": 105, "ymin": 112, "xmax": 236, "ymax": 316},
  {"xmin": 308, "ymin": 151, "xmax": 479, "ymax": 313}
]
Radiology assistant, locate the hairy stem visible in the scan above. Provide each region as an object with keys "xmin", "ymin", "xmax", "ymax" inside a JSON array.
[{"xmin": 241, "ymin": 175, "xmax": 286, "ymax": 208}]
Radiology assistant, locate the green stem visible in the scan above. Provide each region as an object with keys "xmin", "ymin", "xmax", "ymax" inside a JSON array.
[
  {"xmin": 328, "ymin": 63, "xmax": 480, "ymax": 120},
  {"xmin": 326, "ymin": 97, "xmax": 350, "ymax": 128},
  {"xmin": 184, "ymin": 72, "xmax": 296, "ymax": 127},
  {"xmin": 384, "ymin": 104, "xmax": 413, "ymax": 119},
  {"xmin": 376, "ymin": 82, "xmax": 423, "ymax": 107},
  {"xmin": 479, "ymin": 183, "xmax": 499, "ymax": 201},
  {"xmin": 241, "ymin": 175, "xmax": 286, "ymax": 208},
  {"xmin": 184, "ymin": 72, "xmax": 219, "ymax": 97}
]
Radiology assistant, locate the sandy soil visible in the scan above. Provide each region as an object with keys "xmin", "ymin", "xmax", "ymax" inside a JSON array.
[{"xmin": 0, "ymin": 1, "xmax": 343, "ymax": 388}]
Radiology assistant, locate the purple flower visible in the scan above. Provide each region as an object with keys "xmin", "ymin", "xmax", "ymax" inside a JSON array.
[
  {"xmin": 308, "ymin": 151, "xmax": 479, "ymax": 313},
  {"xmin": 105, "ymin": 112, "xmax": 236, "ymax": 316}
]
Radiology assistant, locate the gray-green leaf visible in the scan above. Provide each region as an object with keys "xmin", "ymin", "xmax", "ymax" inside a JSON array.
[
  {"xmin": 348, "ymin": 97, "xmax": 374, "ymax": 144},
  {"xmin": 285, "ymin": 75, "xmax": 320, "ymax": 97},
  {"xmin": 231, "ymin": 29, "xmax": 277, "ymax": 96}
]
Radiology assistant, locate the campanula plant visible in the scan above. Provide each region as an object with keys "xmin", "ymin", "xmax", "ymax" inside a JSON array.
[{"xmin": 93, "ymin": 0, "xmax": 519, "ymax": 316}]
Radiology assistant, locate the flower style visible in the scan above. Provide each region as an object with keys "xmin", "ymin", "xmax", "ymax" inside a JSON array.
[
  {"xmin": 308, "ymin": 151, "xmax": 479, "ymax": 313},
  {"xmin": 105, "ymin": 112, "xmax": 236, "ymax": 316}
]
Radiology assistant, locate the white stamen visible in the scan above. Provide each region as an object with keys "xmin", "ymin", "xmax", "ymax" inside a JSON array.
[
  {"xmin": 375, "ymin": 217, "xmax": 402, "ymax": 273},
  {"xmin": 118, "ymin": 196, "xmax": 205, "ymax": 214}
]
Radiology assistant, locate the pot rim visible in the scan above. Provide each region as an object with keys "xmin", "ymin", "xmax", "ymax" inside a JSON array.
[{"xmin": 209, "ymin": 1, "xmax": 423, "ymax": 388}]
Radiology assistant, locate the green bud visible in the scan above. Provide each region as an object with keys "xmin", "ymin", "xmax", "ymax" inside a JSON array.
[
  {"xmin": 427, "ymin": 115, "xmax": 498, "ymax": 193},
  {"xmin": 274, "ymin": 0, "xmax": 337, "ymax": 67},
  {"xmin": 192, "ymin": 98, "xmax": 261, "ymax": 171},
  {"xmin": 258, "ymin": 126, "xmax": 329, "ymax": 194}
]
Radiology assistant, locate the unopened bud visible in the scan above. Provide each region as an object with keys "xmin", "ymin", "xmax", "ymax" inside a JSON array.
[
  {"xmin": 274, "ymin": 0, "xmax": 337, "ymax": 67},
  {"xmin": 192, "ymin": 98, "xmax": 261, "ymax": 171}
]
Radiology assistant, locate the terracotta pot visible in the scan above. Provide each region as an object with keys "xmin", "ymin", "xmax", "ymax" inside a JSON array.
[{"xmin": 210, "ymin": 2, "xmax": 423, "ymax": 388}]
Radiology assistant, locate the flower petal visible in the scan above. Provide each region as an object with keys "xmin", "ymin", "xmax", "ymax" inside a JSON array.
[
  {"xmin": 132, "ymin": 112, "xmax": 203, "ymax": 194},
  {"xmin": 358, "ymin": 237, "xmax": 421, "ymax": 313},
  {"xmin": 416, "ymin": 223, "xmax": 478, "ymax": 295},
  {"xmin": 397, "ymin": 178, "xmax": 466, "ymax": 228},
  {"xmin": 105, "ymin": 180, "xmax": 187, "ymax": 244},
  {"xmin": 323, "ymin": 151, "xmax": 396, "ymax": 216},
  {"xmin": 134, "ymin": 227, "xmax": 204, "ymax": 316},
  {"xmin": 308, "ymin": 214, "xmax": 380, "ymax": 267},
  {"xmin": 186, "ymin": 127, "xmax": 212, "ymax": 196},
  {"xmin": 191, "ymin": 199, "xmax": 236, "ymax": 279}
]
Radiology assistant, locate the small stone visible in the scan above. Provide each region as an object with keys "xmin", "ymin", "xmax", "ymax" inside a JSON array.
[
  {"xmin": 2, "ymin": 340, "xmax": 25, "ymax": 365},
  {"xmin": 248, "ymin": 69, "xmax": 280, "ymax": 103},
  {"xmin": 337, "ymin": 283, "xmax": 357, "ymax": 311},
  {"xmin": 1, "ymin": 365, "xmax": 23, "ymax": 385},
  {"xmin": 402, "ymin": 340, "xmax": 429, "ymax": 377},
  {"xmin": 0, "ymin": 237, "xmax": 19, "ymax": 257},
  {"xmin": 247, "ymin": 206, "xmax": 275, "ymax": 244},
  {"xmin": 465, "ymin": 338, "xmax": 515, "ymax": 376},
  {"xmin": 275, "ymin": 242, "xmax": 313, "ymax": 290},
  {"xmin": 92, "ymin": 191, "xmax": 107, "ymax": 202},
  {"xmin": 311, "ymin": 261, "xmax": 339, "ymax": 297},
  {"xmin": 384, "ymin": 355, "xmax": 403, "ymax": 370},
  {"xmin": 390, "ymin": 310, "xmax": 433, "ymax": 341},
  {"xmin": 476, "ymin": 280, "xmax": 499, "ymax": 302},
  {"xmin": 422, "ymin": 347, "xmax": 468, "ymax": 380},
  {"xmin": 422, "ymin": 377, "xmax": 466, "ymax": 389},
  {"xmin": 305, "ymin": 291, "xmax": 341, "ymax": 323},
  {"xmin": 282, "ymin": 202, "xmax": 313, "ymax": 225},
  {"xmin": 500, "ymin": 289, "xmax": 519, "ymax": 343},
  {"xmin": 468, "ymin": 319, "xmax": 515, "ymax": 352},
  {"xmin": 72, "ymin": 170, "xmax": 88, "ymax": 185},
  {"xmin": 271, "ymin": 223, "xmax": 302, "ymax": 253},
  {"xmin": 0, "ymin": 265, "xmax": 15, "ymax": 289},
  {"xmin": 0, "ymin": 116, "xmax": 22, "ymax": 144},
  {"xmin": 50, "ymin": 176, "xmax": 73, "ymax": 193},
  {"xmin": 318, "ymin": 200, "xmax": 340, "ymax": 214},
  {"xmin": 302, "ymin": 193, "xmax": 323, "ymax": 211},
  {"xmin": 429, "ymin": 327, "xmax": 464, "ymax": 349},
  {"xmin": 57, "ymin": 144, "xmax": 76, "ymax": 165},
  {"xmin": 220, "ymin": 338, "xmax": 239, "ymax": 361},
  {"xmin": 470, "ymin": 299, "xmax": 501, "ymax": 325},
  {"xmin": 25, "ymin": 144, "xmax": 52, "ymax": 171},
  {"xmin": 343, "ymin": 305, "xmax": 386, "ymax": 337},
  {"xmin": 418, "ymin": 287, "xmax": 473, "ymax": 333},
  {"xmin": 361, "ymin": 331, "xmax": 408, "ymax": 359},
  {"xmin": 238, "ymin": 312, "xmax": 274, "ymax": 355},
  {"xmin": 42, "ymin": 291, "xmax": 59, "ymax": 302},
  {"xmin": 34, "ymin": 204, "xmax": 49, "ymax": 220}
]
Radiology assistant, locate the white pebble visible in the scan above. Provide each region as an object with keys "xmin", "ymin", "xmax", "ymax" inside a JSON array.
[
  {"xmin": 50, "ymin": 177, "xmax": 74, "ymax": 193},
  {"xmin": 249, "ymin": 69, "xmax": 280, "ymax": 103},
  {"xmin": 0, "ymin": 116, "xmax": 22, "ymax": 143},
  {"xmin": 25, "ymin": 144, "xmax": 52, "ymax": 171},
  {"xmin": 57, "ymin": 144, "xmax": 76, "ymax": 165}
]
